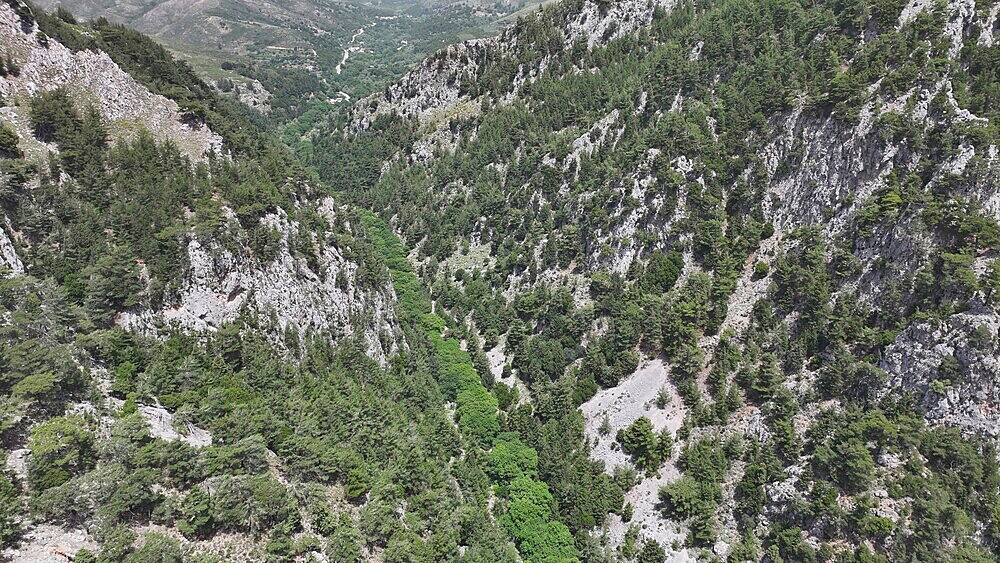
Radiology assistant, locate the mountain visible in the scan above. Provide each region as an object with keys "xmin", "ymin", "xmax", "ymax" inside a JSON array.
[
  {"xmin": 315, "ymin": 0, "xmax": 1000, "ymax": 558},
  {"xmin": 2, "ymin": 0, "xmax": 1000, "ymax": 561},
  {"xmin": 0, "ymin": 0, "xmax": 400, "ymax": 357},
  {"xmin": 0, "ymin": 3, "xmax": 415, "ymax": 560}
]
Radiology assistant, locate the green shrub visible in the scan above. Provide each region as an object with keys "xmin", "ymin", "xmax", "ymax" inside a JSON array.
[{"xmin": 0, "ymin": 122, "xmax": 21, "ymax": 158}]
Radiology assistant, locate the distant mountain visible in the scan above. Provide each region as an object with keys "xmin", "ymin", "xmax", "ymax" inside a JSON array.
[
  {"xmin": 31, "ymin": 0, "xmax": 545, "ymax": 130},
  {"xmin": 32, "ymin": 0, "xmax": 376, "ymax": 56}
]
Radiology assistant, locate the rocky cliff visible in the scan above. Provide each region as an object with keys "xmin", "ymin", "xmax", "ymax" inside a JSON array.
[{"xmin": 119, "ymin": 202, "xmax": 401, "ymax": 364}]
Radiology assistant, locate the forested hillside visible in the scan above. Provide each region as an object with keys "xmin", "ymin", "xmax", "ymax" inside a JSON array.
[
  {"xmin": 315, "ymin": 0, "xmax": 1000, "ymax": 559},
  {"xmin": 2, "ymin": 0, "xmax": 1000, "ymax": 561},
  {"xmin": 1, "ymin": 3, "xmax": 420, "ymax": 560}
]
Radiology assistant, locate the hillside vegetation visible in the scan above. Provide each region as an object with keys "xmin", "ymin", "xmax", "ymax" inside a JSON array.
[
  {"xmin": 0, "ymin": 0, "xmax": 999, "ymax": 561},
  {"xmin": 315, "ymin": 0, "xmax": 1000, "ymax": 559}
]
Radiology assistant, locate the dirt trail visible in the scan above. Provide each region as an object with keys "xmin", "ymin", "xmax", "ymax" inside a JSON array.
[{"xmin": 336, "ymin": 26, "xmax": 369, "ymax": 75}]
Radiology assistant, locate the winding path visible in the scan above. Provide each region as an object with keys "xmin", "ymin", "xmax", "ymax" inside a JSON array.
[{"xmin": 336, "ymin": 26, "xmax": 369, "ymax": 74}]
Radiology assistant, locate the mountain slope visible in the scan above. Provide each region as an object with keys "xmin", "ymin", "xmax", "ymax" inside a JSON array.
[
  {"xmin": 318, "ymin": 0, "xmax": 1000, "ymax": 558},
  {"xmin": 0, "ymin": 2, "xmax": 221, "ymax": 160},
  {"xmin": 0, "ymin": 2, "xmax": 401, "ymax": 361},
  {"xmin": 2, "ymin": 0, "xmax": 999, "ymax": 561},
  {"xmin": 0, "ymin": 4, "xmax": 439, "ymax": 561},
  {"xmin": 31, "ymin": 0, "xmax": 548, "ymax": 128}
]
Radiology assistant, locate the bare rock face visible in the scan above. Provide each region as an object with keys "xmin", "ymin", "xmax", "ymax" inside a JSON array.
[
  {"xmin": 120, "ymin": 203, "xmax": 400, "ymax": 364},
  {"xmin": 1, "ymin": 524, "xmax": 98, "ymax": 563},
  {"xmin": 881, "ymin": 310, "xmax": 1000, "ymax": 437},
  {"xmin": 0, "ymin": 222, "xmax": 24, "ymax": 274},
  {"xmin": 563, "ymin": 0, "xmax": 674, "ymax": 48},
  {"xmin": 0, "ymin": 2, "xmax": 223, "ymax": 160},
  {"xmin": 138, "ymin": 403, "xmax": 213, "ymax": 447},
  {"xmin": 581, "ymin": 359, "xmax": 694, "ymax": 558}
]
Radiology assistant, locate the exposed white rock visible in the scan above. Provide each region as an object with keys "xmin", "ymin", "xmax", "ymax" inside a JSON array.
[
  {"xmin": 943, "ymin": 0, "xmax": 976, "ymax": 58},
  {"xmin": 945, "ymin": 142, "xmax": 976, "ymax": 176},
  {"xmin": 0, "ymin": 225, "xmax": 24, "ymax": 275},
  {"xmin": 898, "ymin": 0, "xmax": 936, "ymax": 27},
  {"xmin": 0, "ymin": 2, "xmax": 223, "ymax": 160},
  {"xmin": 1, "ymin": 524, "xmax": 97, "ymax": 562},
  {"xmin": 582, "ymin": 358, "xmax": 687, "ymax": 471},
  {"xmin": 564, "ymin": 0, "xmax": 673, "ymax": 48},
  {"xmin": 582, "ymin": 358, "xmax": 694, "ymax": 555},
  {"xmin": 564, "ymin": 109, "xmax": 622, "ymax": 177},
  {"xmin": 222, "ymin": 78, "xmax": 271, "ymax": 113},
  {"xmin": 850, "ymin": 215, "xmax": 932, "ymax": 309},
  {"xmin": 980, "ymin": 3, "xmax": 1000, "ymax": 46},
  {"xmin": 688, "ymin": 40, "xmax": 704, "ymax": 61},
  {"xmin": 486, "ymin": 336, "xmax": 508, "ymax": 380},
  {"xmin": 602, "ymin": 472, "xmax": 697, "ymax": 563},
  {"xmin": 408, "ymin": 107, "xmax": 474, "ymax": 163},
  {"xmin": 718, "ymin": 235, "xmax": 781, "ymax": 339},
  {"xmin": 763, "ymin": 111, "xmax": 888, "ymax": 234},
  {"xmin": 120, "ymin": 205, "xmax": 400, "ymax": 364},
  {"xmin": 132, "ymin": 522, "xmax": 266, "ymax": 563},
  {"xmin": 138, "ymin": 403, "xmax": 213, "ymax": 447},
  {"xmin": 669, "ymin": 89, "xmax": 684, "ymax": 113},
  {"xmin": 487, "ymin": 336, "xmax": 533, "ymax": 405},
  {"xmin": 880, "ymin": 310, "xmax": 1000, "ymax": 438},
  {"xmin": 5, "ymin": 448, "xmax": 28, "ymax": 481},
  {"xmin": 596, "ymin": 148, "xmax": 673, "ymax": 274}
]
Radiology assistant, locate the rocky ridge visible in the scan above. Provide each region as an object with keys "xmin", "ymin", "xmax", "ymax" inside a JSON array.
[
  {"xmin": 120, "ymin": 202, "xmax": 401, "ymax": 364},
  {"xmin": 347, "ymin": 0, "xmax": 672, "ymax": 133},
  {"xmin": 0, "ymin": 2, "xmax": 223, "ymax": 159}
]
